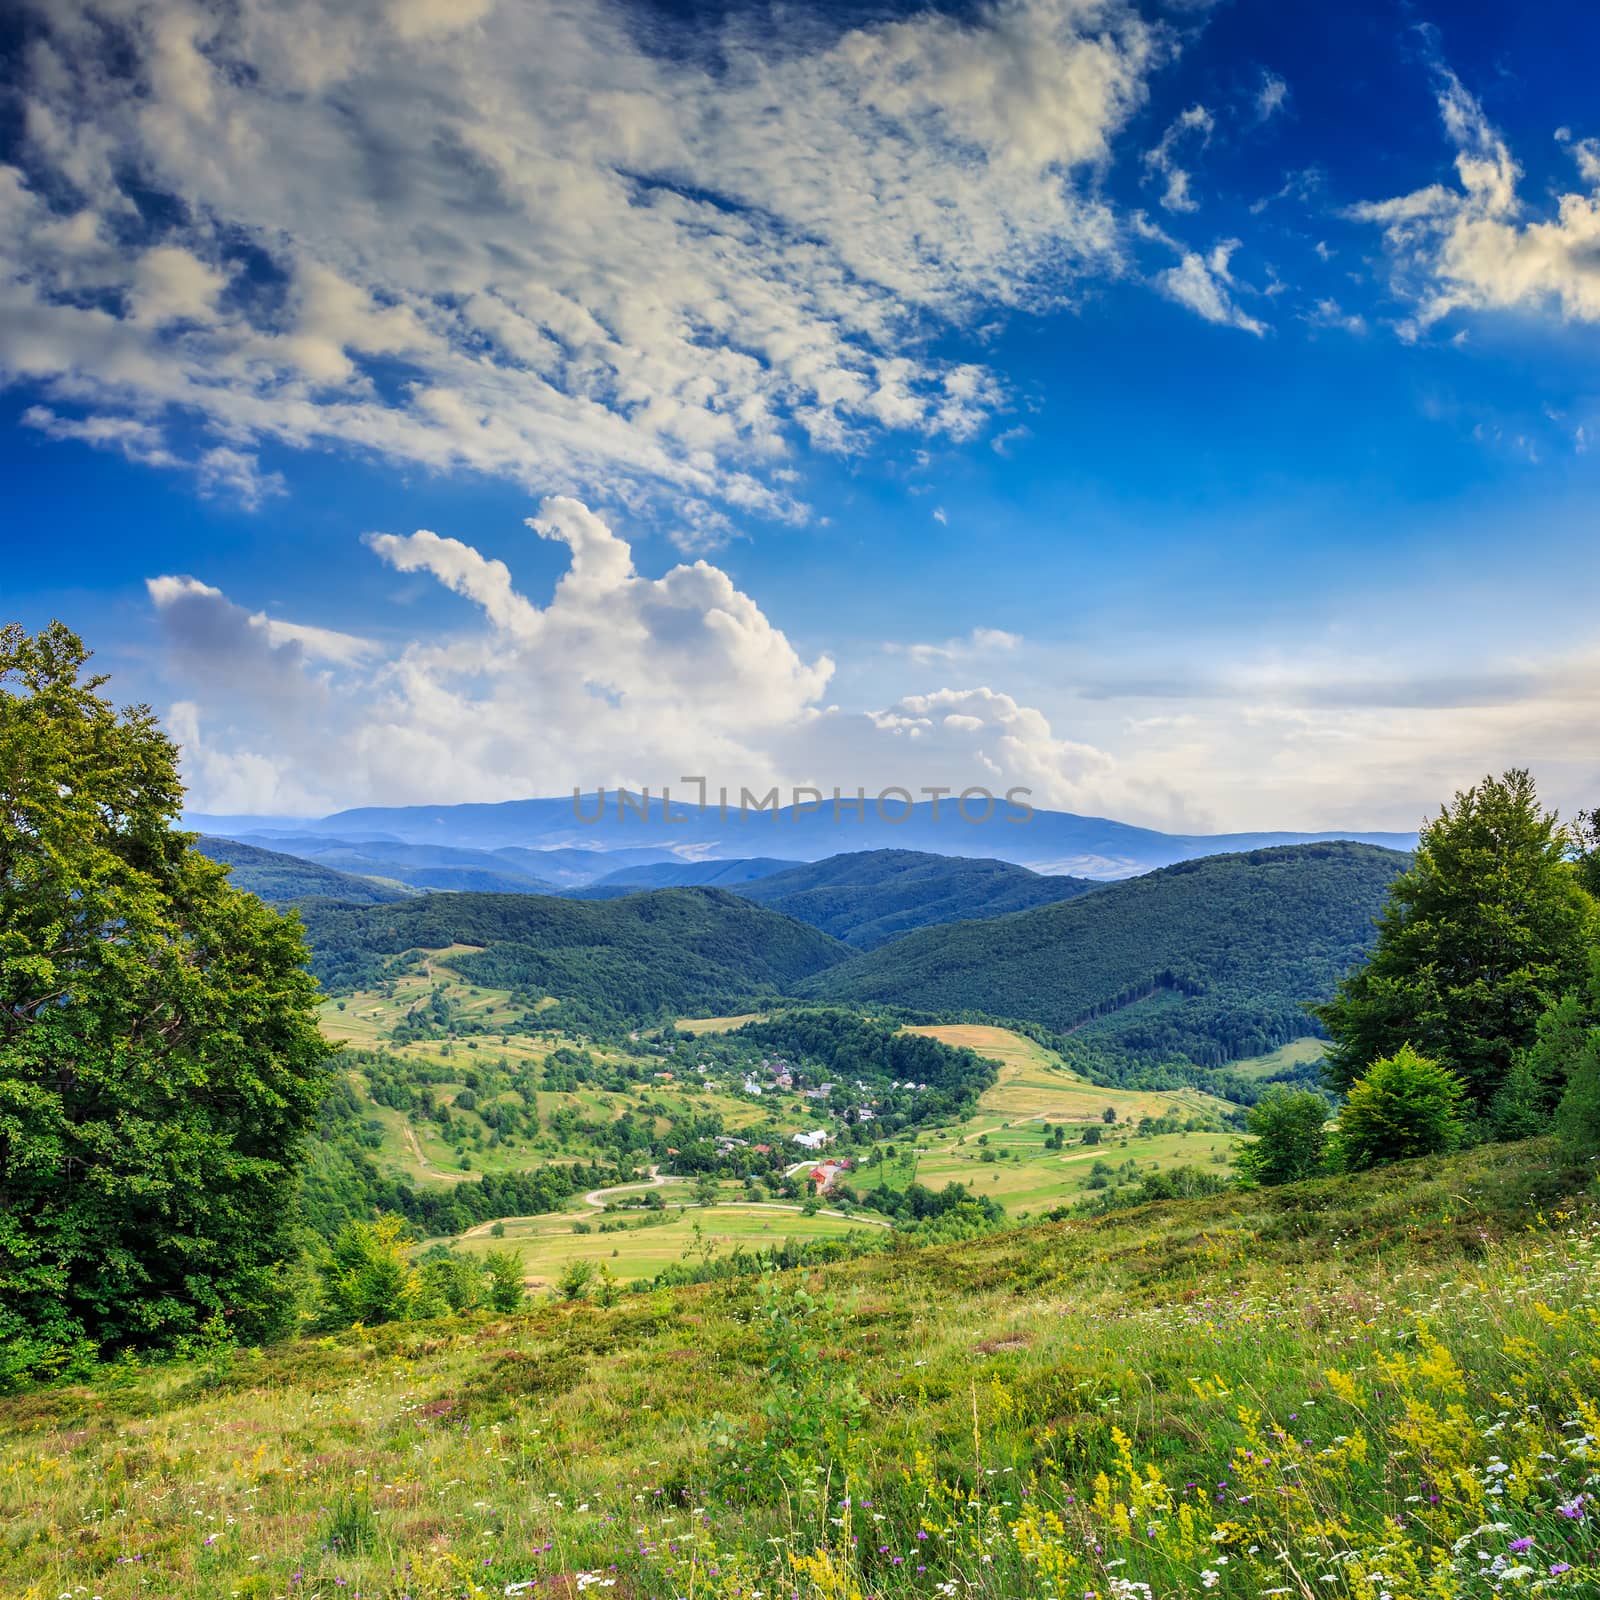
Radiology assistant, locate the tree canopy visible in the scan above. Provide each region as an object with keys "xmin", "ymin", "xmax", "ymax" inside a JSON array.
[
  {"xmin": 1, "ymin": 622, "xmax": 333, "ymax": 1379},
  {"xmin": 1317, "ymin": 770, "xmax": 1595, "ymax": 1111}
]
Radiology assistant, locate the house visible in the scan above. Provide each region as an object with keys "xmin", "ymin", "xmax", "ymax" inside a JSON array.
[
  {"xmin": 809, "ymin": 1157, "xmax": 853, "ymax": 1193},
  {"xmin": 743, "ymin": 1078, "xmax": 763, "ymax": 1095},
  {"xmin": 752, "ymin": 1143, "xmax": 773, "ymax": 1154},
  {"xmin": 792, "ymin": 1129, "xmax": 830, "ymax": 1151}
]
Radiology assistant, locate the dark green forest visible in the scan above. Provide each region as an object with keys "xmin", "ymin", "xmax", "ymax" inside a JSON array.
[
  {"xmin": 805, "ymin": 842, "xmax": 1410, "ymax": 1067},
  {"xmin": 193, "ymin": 835, "xmax": 412, "ymax": 905},
  {"xmin": 736, "ymin": 848, "xmax": 1101, "ymax": 948},
  {"xmin": 298, "ymin": 887, "xmax": 850, "ymax": 1019}
]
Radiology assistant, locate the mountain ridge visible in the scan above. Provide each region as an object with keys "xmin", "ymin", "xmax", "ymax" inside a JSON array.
[{"xmin": 188, "ymin": 795, "xmax": 1417, "ymax": 880}]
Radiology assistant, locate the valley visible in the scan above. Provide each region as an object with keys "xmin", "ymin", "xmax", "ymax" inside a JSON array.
[{"xmin": 313, "ymin": 946, "xmax": 1245, "ymax": 1285}]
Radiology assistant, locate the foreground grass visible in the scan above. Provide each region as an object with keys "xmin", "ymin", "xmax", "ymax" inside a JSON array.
[{"xmin": 4, "ymin": 1141, "xmax": 1598, "ymax": 1599}]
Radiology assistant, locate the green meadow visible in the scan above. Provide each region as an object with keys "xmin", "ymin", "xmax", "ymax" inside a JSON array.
[{"xmin": 4, "ymin": 1141, "xmax": 1596, "ymax": 1600}]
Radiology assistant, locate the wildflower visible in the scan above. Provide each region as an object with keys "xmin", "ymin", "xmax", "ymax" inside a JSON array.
[
  {"xmin": 1200, "ymin": 1572, "xmax": 1220, "ymax": 1589},
  {"xmin": 1509, "ymin": 1538, "xmax": 1533, "ymax": 1553}
]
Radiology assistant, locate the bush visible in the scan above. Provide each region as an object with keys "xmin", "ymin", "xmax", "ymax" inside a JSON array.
[
  {"xmin": 1233, "ymin": 1088, "xmax": 1329, "ymax": 1185},
  {"xmin": 1336, "ymin": 1045, "xmax": 1468, "ymax": 1171},
  {"xmin": 483, "ymin": 1251, "xmax": 526, "ymax": 1313},
  {"xmin": 316, "ymin": 1215, "xmax": 419, "ymax": 1327}
]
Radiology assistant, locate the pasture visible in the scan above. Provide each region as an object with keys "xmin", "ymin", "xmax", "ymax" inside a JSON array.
[{"xmin": 445, "ymin": 1194, "xmax": 878, "ymax": 1288}]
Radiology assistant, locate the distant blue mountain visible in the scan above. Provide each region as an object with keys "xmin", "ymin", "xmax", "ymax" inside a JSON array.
[{"xmin": 192, "ymin": 794, "xmax": 1416, "ymax": 880}]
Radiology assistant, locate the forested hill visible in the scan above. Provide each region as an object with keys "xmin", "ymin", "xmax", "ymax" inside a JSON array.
[
  {"xmin": 804, "ymin": 842, "xmax": 1410, "ymax": 1068},
  {"xmin": 735, "ymin": 849, "xmax": 1101, "ymax": 948},
  {"xmin": 195, "ymin": 836, "xmax": 413, "ymax": 905},
  {"xmin": 297, "ymin": 888, "xmax": 849, "ymax": 1020}
]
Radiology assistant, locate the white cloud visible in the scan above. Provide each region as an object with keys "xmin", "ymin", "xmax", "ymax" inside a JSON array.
[
  {"xmin": 1154, "ymin": 240, "xmax": 1267, "ymax": 334},
  {"xmin": 142, "ymin": 497, "xmax": 1600, "ymax": 834},
  {"xmin": 22, "ymin": 405, "xmax": 179, "ymax": 467},
  {"xmin": 1305, "ymin": 298, "xmax": 1367, "ymax": 335},
  {"xmin": 146, "ymin": 496, "xmax": 1180, "ymax": 823},
  {"xmin": 1254, "ymin": 71, "xmax": 1288, "ymax": 124},
  {"xmin": 1351, "ymin": 69, "xmax": 1600, "ymax": 331},
  {"xmin": 886, "ymin": 627, "xmax": 1023, "ymax": 666},
  {"xmin": 1143, "ymin": 103, "xmax": 1213, "ymax": 213},
  {"xmin": 2, "ymin": 0, "xmax": 1162, "ymax": 522},
  {"xmin": 196, "ymin": 448, "xmax": 286, "ymax": 510}
]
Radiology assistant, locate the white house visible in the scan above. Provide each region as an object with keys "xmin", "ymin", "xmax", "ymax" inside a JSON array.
[{"xmin": 792, "ymin": 1129, "xmax": 830, "ymax": 1151}]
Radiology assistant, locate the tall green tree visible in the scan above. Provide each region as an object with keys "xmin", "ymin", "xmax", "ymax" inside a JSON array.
[
  {"xmin": 1317, "ymin": 770, "xmax": 1594, "ymax": 1112},
  {"xmin": 1, "ymin": 622, "xmax": 333, "ymax": 1378},
  {"xmin": 1571, "ymin": 808, "xmax": 1600, "ymax": 901},
  {"xmin": 1530, "ymin": 950, "xmax": 1600, "ymax": 1154}
]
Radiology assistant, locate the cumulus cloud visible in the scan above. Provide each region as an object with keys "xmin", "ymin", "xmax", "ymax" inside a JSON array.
[
  {"xmin": 2, "ymin": 0, "xmax": 1165, "ymax": 525},
  {"xmin": 1154, "ymin": 239, "xmax": 1267, "ymax": 334},
  {"xmin": 1351, "ymin": 68, "xmax": 1600, "ymax": 332},
  {"xmin": 146, "ymin": 496, "xmax": 1185, "ymax": 824}
]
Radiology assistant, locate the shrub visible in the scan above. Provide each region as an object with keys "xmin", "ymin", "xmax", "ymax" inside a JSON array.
[
  {"xmin": 317, "ymin": 1215, "xmax": 419, "ymax": 1327},
  {"xmin": 1336, "ymin": 1045, "xmax": 1468, "ymax": 1171},
  {"xmin": 1233, "ymin": 1088, "xmax": 1329, "ymax": 1185},
  {"xmin": 483, "ymin": 1251, "xmax": 526, "ymax": 1313}
]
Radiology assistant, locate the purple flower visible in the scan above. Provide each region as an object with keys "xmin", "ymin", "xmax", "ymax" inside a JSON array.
[
  {"xmin": 1510, "ymin": 1538, "xmax": 1533, "ymax": 1553},
  {"xmin": 1550, "ymin": 1563, "xmax": 1571, "ymax": 1575},
  {"xmin": 1558, "ymin": 1495, "xmax": 1587, "ymax": 1520}
]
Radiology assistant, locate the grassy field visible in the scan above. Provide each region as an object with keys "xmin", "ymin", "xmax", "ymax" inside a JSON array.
[
  {"xmin": 905, "ymin": 1022, "xmax": 1236, "ymax": 1123},
  {"xmin": 447, "ymin": 1196, "xmax": 882, "ymax": 1289},
  {"xmin": 1228, "ymin": 1034, "xmax": 1329, "ymax": 1079},
  {"xmin": 862, "ymin": 1127, "xmax": 1237, "ymax": 1217},
  {"xmin": 4, "ymin": 1141, "xmax": 1596, "ymax": 1600},
  {"xmin": 675, "ymin": 1012, "xmax": 767, "ymax": 1035}
]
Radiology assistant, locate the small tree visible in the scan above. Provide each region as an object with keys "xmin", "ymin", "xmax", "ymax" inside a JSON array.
[
  {"xmin": 557, "ymin": 1257, "xmax": 595, "ymax": 1300},
  {"xmin": 1335, "ymin": 1045, "xmax": 1468, "ymax": 1171},
  {"xmin": 1233, "ymin": 1089, "xmax": 1329, "ymax": 1185},
  {"xmin": 483, "ymin": 1250, "xmax": 526, "ymax": 1313},
  {"xmin": 318, "ymin": 1216, "xmax": 419, "ymax": 1327}
]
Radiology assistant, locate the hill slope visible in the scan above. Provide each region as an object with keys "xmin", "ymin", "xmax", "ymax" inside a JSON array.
[
  {"xmin": 194, "ymin": 836, "xmax": 412, "ymax": 904},
  {"xmin": 582, "ymin": 856, "xmax": 802, "ymax": 890},
  {"xmin": 6, "ymin": 1142, "xmax": 1593, "ymax": 1599},
  {"xmin": 298, "ymin": 887, "xmax": 850, "ymax": 1018},
  {"xmin": 807, "ymin": 841, "xmax": 1409, "ymax": 1067},
  {"xmin": 736, "ymin": 848, "xmax": 1101, "ymax": 947}
]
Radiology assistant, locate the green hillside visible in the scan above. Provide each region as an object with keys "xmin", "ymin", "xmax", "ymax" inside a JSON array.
[
  {"xmin": 808, "ymin": 842, "xmax": 1409, "ymax": 1067},
  {"xmin": 298, "ymin": 887, "xmax": 850, "ymax": 1019},
  {"xmin": 6, "ymin": 1141, "xmax": 1595, "ymax": 1600},
  {"xmin": 738, "ymin": 848, "xmax": 1100, "ymax": 947},
  {"xmin": 193, "ymin": 835, "xmax": 412, "ymax": 904}
]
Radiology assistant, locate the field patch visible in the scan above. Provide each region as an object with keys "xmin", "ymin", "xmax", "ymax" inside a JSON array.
[
  {"xmin": 447, "ymin": 1199, "xmax": 874, "ymax": 1288},
  {"xmin": 904, "ymin": 1023, "xmax": 1235, "ymax": 1123}
]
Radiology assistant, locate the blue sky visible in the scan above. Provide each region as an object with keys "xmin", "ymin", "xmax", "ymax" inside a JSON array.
[{"xmin": 3, "ymin": 0, "xmax": 1598, "ymax": 831}]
